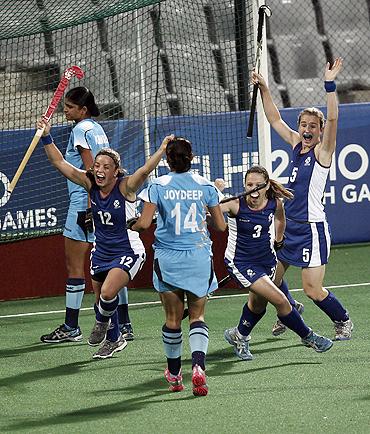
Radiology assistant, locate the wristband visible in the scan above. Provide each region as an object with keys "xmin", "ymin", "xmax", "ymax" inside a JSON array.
[
  {"xmin": 274, "ymin": 235, "xmax": 286, "ymax": 251},
  {"xmin": 126, "ymin": 217, "xmax": 138, "ymax": 230},
  {"xmin": 324, "ymin": 81, "xmax": 336, "ymax": 93},
  {"xmin": 41, "ymin": 134, "xmax": 54, "ymax": 145}
]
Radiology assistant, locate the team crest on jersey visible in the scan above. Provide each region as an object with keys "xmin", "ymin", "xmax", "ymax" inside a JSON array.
[
  {"xmin": 304, "ymin": 156, "xmax": 311, "ymax": 166},
  {"xmin": 113, "ymin": 200, "xmax": 121, "ymax": 209}
]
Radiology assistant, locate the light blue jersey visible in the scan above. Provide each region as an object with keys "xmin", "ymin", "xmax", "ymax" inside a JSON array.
[
  {"xmin": 63, "ymin": 118, "xmax": 109, "ymax": 242},
  {"xmin": 139, "ymin": 171, "xmax": 221, "ymax": 297},
  {"xmin": 140, "ymin": 172, "xmax": 220, "ymax": 250},
  {"xmin": 65, "ymin": 118, "xmax": 109, "ymax": 204}
]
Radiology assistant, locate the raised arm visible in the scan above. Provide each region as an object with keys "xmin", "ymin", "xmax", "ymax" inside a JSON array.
[
  {"xmin": 318, "ymin": 58, "xmax": 343, "ymax": 166},
  {"xmin": 251, "ymin": 71, "xmax": 299, "ymax": 148},
  {"xmin": 37, "ymin": 119, "xmax": 91, "ymax": 190},
  {"xmin": 121, "ymin": 135, "xmax": 175, "ymax": 200}
]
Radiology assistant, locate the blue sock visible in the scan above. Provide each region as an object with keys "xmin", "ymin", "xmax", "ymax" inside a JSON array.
[
  {"xmin": 162, "ymin": 325, "xmax": 182, "ymax": 375},
  {"xmin": 189, "ymin": 321, "xmax": 209, "ymax": 370},
  {"xmin": 65, "ymin": 278, "xmax": 85, "ymax": 328},
  {"xmin": 118, "ymin": 287, "xmax": 130, "ymax": 325},
  {"xmin": 279, "ymin": 280, "xmax": 296, "ymax": 307},
  {"xmin": 314, "ymin": 290, "xmax": 349, "ymax": 322},
  {"xmin": 106, "ymin": 310, "xmax": 120, "ymax": 342},
  {"xmin": 97, "ymin": 295, "xmax": 119, "ymax": 323},
  {"xmin": 278, "ymin": 307, "xmax": 311, "ymax": 338},
  {"xmin": 237, "ymin": 303, "xmax": 265, "ymax": 336}
]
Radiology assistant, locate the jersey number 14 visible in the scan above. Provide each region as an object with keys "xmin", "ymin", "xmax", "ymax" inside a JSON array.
[{"xmin": 171, "ymin": 202, "xmax": 199, "ymax": 234}]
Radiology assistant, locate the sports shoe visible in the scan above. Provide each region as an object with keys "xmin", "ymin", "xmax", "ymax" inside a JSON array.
[
  {"xmin": 334, "ymin": 318, "xmax": 353, "ymax": 341},
  {"xmin": 40, "ymin": 324, "xmax": 82, "ymax": 343},
  {"xmin": 164, "ymin": 368, "xmax": 184, "ymax": 392},
  {"xmin": 272, "ymin": 301, "xmax": 305, "ymax": 337},
  {"xmin": 192, "ymin": 364, "xmax": 208, "ymax": 397},
  {"xmin": 119, "ymin": 323, "xmax": 134, "ymax": 341},
  {"xmin": 92, "ymin": 334, "xmax": 127, "ymax": 359},
  {"xmin": 301, "ymin": 330, "xmax": 333, "ymax": 353},
  {"xmin": 224, "ymin": 327, "xmax": 253, "ymax": 360},
  {"xmin": 88, "ymin": 320, "xmax": 110, "ymax": 346}
]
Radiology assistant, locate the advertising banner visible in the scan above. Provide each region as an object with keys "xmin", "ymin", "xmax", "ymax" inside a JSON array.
[{"xmin": 0, "ymin": 105, "xmax": 369, "ymax": 244}]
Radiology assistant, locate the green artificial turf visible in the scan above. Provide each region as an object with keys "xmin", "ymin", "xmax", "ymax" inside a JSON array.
[{"xmin": 0, "ymin": 244, "xmax": 369, "ymax": 433}]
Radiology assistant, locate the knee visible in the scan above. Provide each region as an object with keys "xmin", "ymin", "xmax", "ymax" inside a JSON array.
[
  {"xmin": 166, "ymin": 318, "xmax": 182, "ymax": 329},
  {"xmin": 271, "ymin": 292, "xmax": 291, "ymax": 311},
  {"xmin": 65, "ymin": 261, "xmax": 85, "ymax": 277},
  {"xmin": 100, "ymin": 288, "xmax": 116, "ymax": 301},
  {"xmin": 248, "ymin": 299, "xmax": 267, "ymax": 315},
  {"xmin": 303, "ymin": 284, "xmax": 327, "ymax": 301}
]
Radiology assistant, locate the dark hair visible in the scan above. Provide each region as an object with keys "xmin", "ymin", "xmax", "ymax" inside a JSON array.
[
  {"xmin": 298, "ymin": 107, "xmax": 325, "ymax": 129},
  {"xmin": 65, "ymin": 86, "xmax": 100, "ymax": 117},
  {"xmin": 245, "ymin": 165, "xmax": 293, "ymax": 200},
  {"xmin": 86, "ymin": 147, "xmax": 126, "ymax": 183},
  {"xmin": 166, "ymin": 137, "xmax": 193, "ymax": 173}
]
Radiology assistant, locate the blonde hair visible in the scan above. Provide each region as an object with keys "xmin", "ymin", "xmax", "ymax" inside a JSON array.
[
  {"xmin": 298, "ymin": 107, "xmax": 325, "ymax": 129},
  {"xmin": 86, "ymin": 147, "xmax": 126, "ymax": 183}
]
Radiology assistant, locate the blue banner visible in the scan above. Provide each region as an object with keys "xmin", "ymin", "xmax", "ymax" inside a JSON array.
[{"xmin": 0, "ymin": 104, "xmax": 369, "ymax": 243}]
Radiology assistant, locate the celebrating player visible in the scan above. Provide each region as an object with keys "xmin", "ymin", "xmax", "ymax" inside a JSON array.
[
  {"xmin": 252, "ymin": 57, "xmax": 353, "ymax": 340},
  {"xmin": 39, "ymin": 87, "xmax": 134, "ymax": 345},
  {"xmin": 128, "ymin": 136, "xmax": 227, "ymax": 396},
  {"xmin": 39, "ymin": 117, "xmax": 173, "ymax": 358},
  {"xmin": 219, "ymin": 166, "xmax": 333, "ymax": 360}
]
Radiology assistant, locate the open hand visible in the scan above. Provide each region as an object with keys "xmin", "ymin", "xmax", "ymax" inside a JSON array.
[{"xmin": 325, "ymin": 57, "xmax": 343, "ymax": 81}]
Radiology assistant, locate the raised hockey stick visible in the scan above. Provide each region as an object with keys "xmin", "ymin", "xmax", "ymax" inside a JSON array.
[
  {"xmin": 246, "ymin": 4, "xmax": 271, "ymax": 138},
  {"xmin": 7, "ymin": 65, "xmax": 84, "ymax": 195}
]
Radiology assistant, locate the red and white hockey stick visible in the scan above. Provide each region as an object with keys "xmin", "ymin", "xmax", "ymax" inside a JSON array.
[{"xmin": 7, "ymin": 65, "xmax": 84, "ymax": 195}]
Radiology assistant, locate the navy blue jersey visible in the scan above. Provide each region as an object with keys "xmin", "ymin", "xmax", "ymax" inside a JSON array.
[
  {"xmin": 225, "ymin": 198, "xmax": 277, "ymax": 266},
  {"xmin": 285, "ymin": 142, "xmax": 330, "ymax": 222},
  {"xmin": 90, "ymin": 178, "xmax": 144, "ymax": 263}
]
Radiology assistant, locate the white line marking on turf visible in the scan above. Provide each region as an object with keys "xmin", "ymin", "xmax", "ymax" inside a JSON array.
[{"xmin": 1, "ymin": 282, "xmax": 369, "ymax": 319}]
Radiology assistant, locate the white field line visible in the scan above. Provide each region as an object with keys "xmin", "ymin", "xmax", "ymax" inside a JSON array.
[{"xmin": 0, "ymin": 282, "xmax": 369, "ymax": 319}]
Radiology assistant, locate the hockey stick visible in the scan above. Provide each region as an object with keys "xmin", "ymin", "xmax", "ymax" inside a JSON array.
[
  {"xmin": 246, "ymin": 4, "xmax": 271, "ymax": 138},
  {"xmin": 220, "ymin": 181, "xmax": 268, "ymax": 204},
  {"xmin": 7, "ymin": 65, "xmax": 85, "ymax": 195},
  {"xmin": 182, "ymin": 273, "xmax": 233, "ymax": 320}
]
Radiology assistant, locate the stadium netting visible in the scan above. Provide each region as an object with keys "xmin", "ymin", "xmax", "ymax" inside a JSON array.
[{"xmin": 0, "ymin": 0, "xmax": 259, "ymax": 242}]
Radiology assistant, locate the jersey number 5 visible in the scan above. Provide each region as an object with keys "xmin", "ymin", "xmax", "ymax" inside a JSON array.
[
  {"xmin": 290, "ymin": 167, "xmax": 298, "ymax": 183},
  {"xmin": 302, "ymin": 248, "xmax": 310, "ymax": 263}
]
